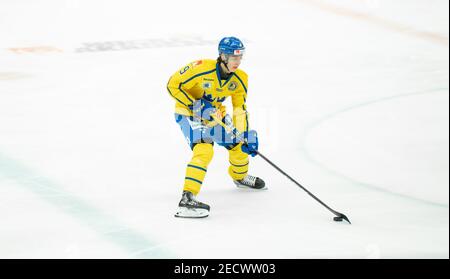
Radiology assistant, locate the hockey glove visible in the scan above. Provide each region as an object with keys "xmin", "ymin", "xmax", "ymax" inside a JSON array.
[{"xmin": 241, "ymin": 130, "xmax": 259, "ymax": 157}]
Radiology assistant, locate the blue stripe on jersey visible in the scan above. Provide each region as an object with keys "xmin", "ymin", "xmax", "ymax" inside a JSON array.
[
  {"xmin": 233, "ymin": 73, "xmax": 247, "ymax": 93},
  {"xmin": 185, "ymin": 177, "xmax": 203, "ymax": 184},
  {"xmin": 178, "ymin": 83, "xmax": 194, "ymax": 103},
  {"xmin": 216, "ymin": 63, "xmax": 235, "ymax": 88},
  {"xmin": 216, "ymin": 63, "xmax": 222, "ymax": 87},
  {"xmin": 167, "ymin": 80, "xmax": 189, "ymax": 106},
  {"xmin": 187, "ymin": 164, "xmax": 207, "ymax": 172},
  {"xmin": 181, "ymin": 68, "xmax": 216, "ymax": 85},
  {"xmin": 223, "ymin": 74, "xmax": 233, "ymax": 87}
]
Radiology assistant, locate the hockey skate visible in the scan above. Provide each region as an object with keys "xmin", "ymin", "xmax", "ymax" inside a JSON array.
[
  {"xmin": 175, "ymin": 191, "xmax": 210, "ymax": 218},
  {"xmin": 234, "ymin": 175, "xmax": 267, "ymax": 190}
]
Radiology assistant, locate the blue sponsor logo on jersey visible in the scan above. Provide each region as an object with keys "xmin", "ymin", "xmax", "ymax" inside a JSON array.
[{"xmin": 202, "ymin": 82, "xmax": 212, "ymax": 89}]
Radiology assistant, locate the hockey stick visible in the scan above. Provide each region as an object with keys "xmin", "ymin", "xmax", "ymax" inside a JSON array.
[{"xmin": 210, "ymin": 114, "xmax": 351, "ymax": 224}]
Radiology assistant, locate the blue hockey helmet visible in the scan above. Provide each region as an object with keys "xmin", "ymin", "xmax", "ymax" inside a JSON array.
[{"xmin": 218, "ymin": 37, "xmax": 245, "ymax": 56}]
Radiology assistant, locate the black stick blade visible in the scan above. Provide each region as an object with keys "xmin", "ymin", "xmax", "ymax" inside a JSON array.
[{"xmin": 334, "ymin": 213, "xmax": 351, "ymax": 224}]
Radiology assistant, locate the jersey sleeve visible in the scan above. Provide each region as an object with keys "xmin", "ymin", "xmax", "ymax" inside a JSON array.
[
  {"xmin": 231, "ymin": 72, "xmax": 249, "ymax": 133},
  {"xmin": 167, "ymin": 62, "xmax": 201, "ymax": 107}
]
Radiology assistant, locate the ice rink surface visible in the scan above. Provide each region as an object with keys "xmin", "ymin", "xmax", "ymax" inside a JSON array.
[{"xmin": 0, "ymin": 0, "xmax": 448, "ymax": 258}]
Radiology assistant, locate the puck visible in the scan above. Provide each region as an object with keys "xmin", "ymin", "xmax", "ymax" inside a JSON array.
[{"xmin": 333, "ymin": 216, "xmax": 343, "ymax": 222}]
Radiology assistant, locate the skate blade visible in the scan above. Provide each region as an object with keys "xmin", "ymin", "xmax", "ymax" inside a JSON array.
[
  {"xmin": 234, "ymin": 182, "xmax": 268, "ymax": 190},
  {"xmin": 174, "ymin": 207, "xmax": 209, "ymax": 218}
]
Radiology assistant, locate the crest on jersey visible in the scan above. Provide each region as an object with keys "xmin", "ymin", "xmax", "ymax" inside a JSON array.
[{"xmin": 228, "ymin": 81, "xmax": 238, "ymax": 91}]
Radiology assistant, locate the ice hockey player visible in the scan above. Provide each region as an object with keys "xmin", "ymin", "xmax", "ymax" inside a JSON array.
[{"xmin": 167, "ymin": 37, "xmax": 266, "ymax": 218}]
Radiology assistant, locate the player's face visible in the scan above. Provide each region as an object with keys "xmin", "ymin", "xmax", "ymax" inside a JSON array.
[{"xmin": 226, "ymin": 55, "xmax": 243, "ymax": 72}]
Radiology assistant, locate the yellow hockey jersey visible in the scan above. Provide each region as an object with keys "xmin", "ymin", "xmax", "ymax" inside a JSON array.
[{"xmin": 167, "ymin": 59, "xmax": 249, "ymax": 133}]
